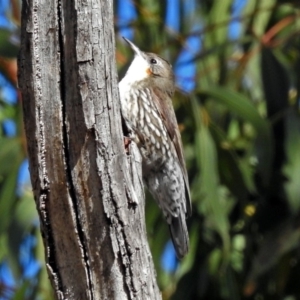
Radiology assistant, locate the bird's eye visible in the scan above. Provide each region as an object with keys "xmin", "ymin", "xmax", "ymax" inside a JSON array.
[{"xmin": 150, "ymin": 58, "xmax": 157, "ymax": 64}]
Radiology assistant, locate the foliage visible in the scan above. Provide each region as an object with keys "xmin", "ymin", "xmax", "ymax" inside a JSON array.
[
  {"xmin": 116, "ymin": 1, "xmax": 300, "ymax": 299},
  {"xmin": 0, "ymin": 0, "xmax": 300, "ymax": 299}
]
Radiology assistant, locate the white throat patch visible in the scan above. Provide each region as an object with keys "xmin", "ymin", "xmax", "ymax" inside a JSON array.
[{"xmin": 123, "ymin": 55, "xmax": 150, "ymax": 84}]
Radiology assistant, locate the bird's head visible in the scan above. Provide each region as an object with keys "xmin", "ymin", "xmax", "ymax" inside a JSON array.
[{"xmin": 122, "ymin": 38, "xmax": 174, "ymax": 94}]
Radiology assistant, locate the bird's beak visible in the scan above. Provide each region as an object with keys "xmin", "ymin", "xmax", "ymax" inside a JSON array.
[{"xmin": 123, "ymin": 37, "xmax": 143, "ymax": 57}]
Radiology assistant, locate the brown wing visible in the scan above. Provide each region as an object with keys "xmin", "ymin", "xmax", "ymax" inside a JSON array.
[{"xmin": 151, "ymin": 88, "xmax": 192, "ymax": 217}]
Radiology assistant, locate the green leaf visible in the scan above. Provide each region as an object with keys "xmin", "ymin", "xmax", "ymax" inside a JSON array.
[
  {"xmin": 0, "ymin": 28, "xmax": 19, "ymax": 58},
  {"xmin": 0, "ymin": 156, "xmax": 20, "ymax": 235},
  {"xmin": 0, "ymin": 138, "xmax": 21, "ymax": 175},
  {"xmin": 198, "ymin": 86, "xmax": 273, "ymax": 187},
  {"xmin": 191, "ymin": 96, "xmax": 231, "ymax": 254},
  {"xmin": 12, "ymin": 281, "xmax": 31, "ymax": 300},
  {"xmin": 209, "ymin": 0, "xmax": 232, "ymax": 46},
  {"xmin": 6, "ymin": 192, "xmax": 37, "ymax": 281},
  {"xmin": 284, "ymin": 108, "xmax": 300, "ymax": 213}
]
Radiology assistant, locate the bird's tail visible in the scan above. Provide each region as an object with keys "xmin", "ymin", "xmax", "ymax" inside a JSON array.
[{"xmin": 169, "ymin": 211, "xmax": 189, "ymax": 259}]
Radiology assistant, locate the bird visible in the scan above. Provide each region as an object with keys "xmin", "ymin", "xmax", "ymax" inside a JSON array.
[{"xmin": 119, "ymin": 37, "xmax": 192, "ymax": 259}]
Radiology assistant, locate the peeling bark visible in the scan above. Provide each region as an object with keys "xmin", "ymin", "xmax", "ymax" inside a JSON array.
[{"xmin": 18, "ymin": 0, "xmax": 161, "ymax": 299}]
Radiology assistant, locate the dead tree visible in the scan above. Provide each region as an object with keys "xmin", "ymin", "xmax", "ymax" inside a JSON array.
[{"xmin": 18, "ymin": 0, "xmax": 161, "ymax": 299}]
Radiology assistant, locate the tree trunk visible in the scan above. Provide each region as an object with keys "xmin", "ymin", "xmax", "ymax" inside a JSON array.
[{"xmin": 18, "ymin": 0, "xmax": 161, "ymax": 299}]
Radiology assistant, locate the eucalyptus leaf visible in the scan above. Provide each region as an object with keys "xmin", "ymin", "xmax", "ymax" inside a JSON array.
[{"xmin": 198, "ymin": 86, "xmax": 273, "ymax": 187}]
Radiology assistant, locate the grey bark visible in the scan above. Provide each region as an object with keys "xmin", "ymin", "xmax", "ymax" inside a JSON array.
[{"xmin": 18, "ymin": 0, "xmax": 161, "ymax": 299}]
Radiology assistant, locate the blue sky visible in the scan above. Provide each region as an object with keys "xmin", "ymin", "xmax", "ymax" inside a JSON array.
[{"xmin": 0, "ymin": 0, "xmax": 12, "ymax": 28}]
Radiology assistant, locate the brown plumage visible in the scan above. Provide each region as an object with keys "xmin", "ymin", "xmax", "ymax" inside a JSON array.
[{"xmin": 119, "ymin": 38, "xmax": 191, "ymax": 259}]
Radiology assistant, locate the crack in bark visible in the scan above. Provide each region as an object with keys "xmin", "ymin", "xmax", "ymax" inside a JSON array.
[{"xmin": 57, "ymin": 0, "xmax": 93, "ymax": 298}]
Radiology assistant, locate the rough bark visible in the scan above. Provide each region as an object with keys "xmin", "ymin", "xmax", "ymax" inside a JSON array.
[{"xmin": 18, "ymin": 0, "xmax": 161, "ymax": 299}]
